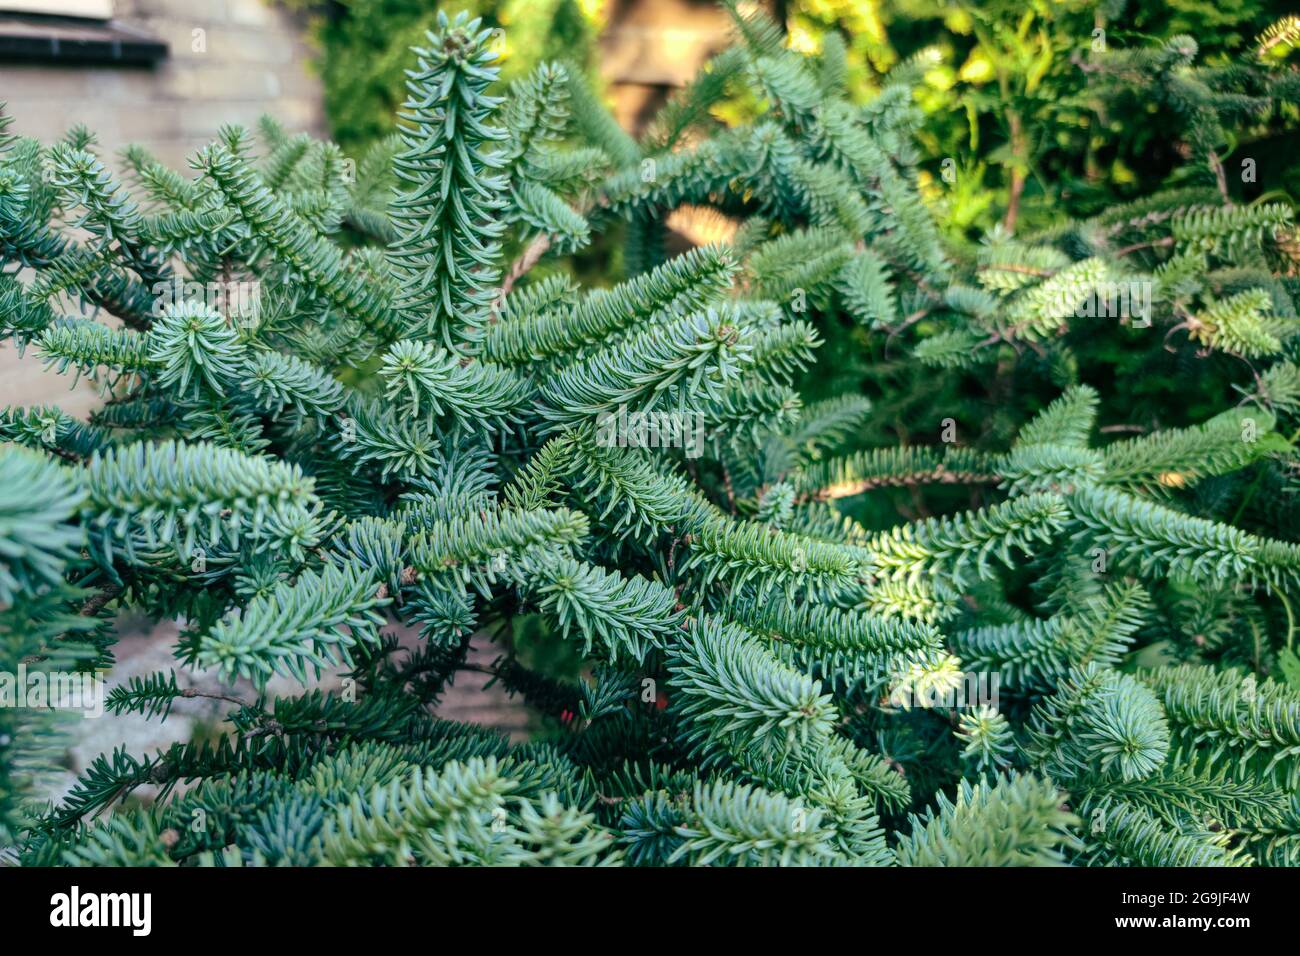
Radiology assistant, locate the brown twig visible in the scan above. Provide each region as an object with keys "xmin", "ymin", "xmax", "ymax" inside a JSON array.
[
  {"xmin": 884, "ymin": 307, "xmax": 931, "ymax": 358},
  {"xmin": 180, "ymin": 688, "xmax": 252, "ymax": 709},
  {"xmin": 1208, "ymin": 150, "xmax": 1231, "ymax": 205},
  {"xmin": 1113, "ymin": 235, "xmax": 1175, "ymax": 258},
  {"xmin": 495, "ymin": 234, "xmax": 552, "ymax": 311},
  {"xmin": 980, "ymin": 262, "xmax": 1056, "ymax": 279},
  {"xmin": 1002, "ymin": 110, "xmax": 1027, "ymax": 234},
  {"xmin": 719, "ymin": 461, "xmax": 737, "ymax": 514},
  {"xmin": 80, "ymin": 583, "xmax": 123, "ymax": 617}
]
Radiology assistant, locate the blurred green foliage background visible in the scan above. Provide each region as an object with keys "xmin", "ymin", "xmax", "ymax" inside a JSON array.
[{"xmin": 792, "ymin": 0, "xmax": 1300, "ymax": 235}]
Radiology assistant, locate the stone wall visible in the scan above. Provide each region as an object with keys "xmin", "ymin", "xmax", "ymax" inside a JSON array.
[
  {"xmin": 1, "ymin": 0, "xmax": 324, "ymax": 166},
  {"xmin": 599, "ymin": 0, "xmax": 733, "ymax": 131}
]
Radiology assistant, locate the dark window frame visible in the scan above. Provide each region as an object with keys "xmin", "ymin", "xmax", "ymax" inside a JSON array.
[{"xmin": 0, "ymin": 12, "xmax": 167, "ymax": 66}]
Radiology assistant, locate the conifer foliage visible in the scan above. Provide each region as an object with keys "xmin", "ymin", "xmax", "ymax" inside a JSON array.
[{"xmin": 1, "ymin": 6, "xmax": 1299, "ymax": 867}]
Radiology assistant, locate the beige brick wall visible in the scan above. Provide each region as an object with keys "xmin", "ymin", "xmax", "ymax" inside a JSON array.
[
  {"xmin": 601, "ymin": 0, "xmax": 733, "ymax": 131},
  {"xmin": 1, "ymin": 0, "xmax": 325, "ymax": 167},
  {"xmin": 0, "ymin": 0, "xmax": 325, "ymax": 415}
]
